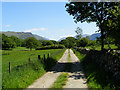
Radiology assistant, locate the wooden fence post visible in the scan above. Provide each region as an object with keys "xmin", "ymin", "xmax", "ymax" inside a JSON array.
[
  {"xmin": 38, "ymin": 55, "xmax": 40, "ymax": 60},
  {"xmin": 44, "ymin": 54, "xmax": 45, "ymax": 63},
  {"xmin": 9, "ymin": 62, "xmax": 11, "ymax": 75},
  {"xmin": 47, "ymin": 53, "xmax": 49, "ymax": 59},
  {"xmin": 29, "ymin": 58, "xmax": 31, "ymax": 63}
]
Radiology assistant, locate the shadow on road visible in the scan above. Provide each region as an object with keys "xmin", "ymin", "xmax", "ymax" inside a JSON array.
[{"xmin": 48, "ymin": 61, "xmax": 86, "ymax": 80}]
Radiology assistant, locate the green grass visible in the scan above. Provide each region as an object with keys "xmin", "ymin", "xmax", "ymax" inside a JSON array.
[
  {"xmin": 85, "ymin": 44, "xmax": 118, "ymax": 50},
  {"xmin": 2, "ymin": 47, "xmax": 66, "ymax": 88},
  {"xmin": 51, "ymin": 73, "xmax": 69, "ymax": 88},
  {"xmin": 12, "ymin": 47, "xmax": 32, "ymax": 51},
  {"xmin": 51, "ymin": 49, "xmax": 72, "ymax": 88},
  {"xmin": 73, "ymin": 49, "xmax": 120, "ymax": 89}
]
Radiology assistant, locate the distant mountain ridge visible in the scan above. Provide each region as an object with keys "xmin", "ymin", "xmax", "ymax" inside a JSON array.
[
  {"xmin": 2, "ymin": 31, "xmax": 48, "ymax": 40},
  {"xmin": 89, "ymin": 33, "xmax": 101, "ymax": 40},
  {"xmin": 58, "ymin": 33, "xmax": 101, "ymax": 41}
]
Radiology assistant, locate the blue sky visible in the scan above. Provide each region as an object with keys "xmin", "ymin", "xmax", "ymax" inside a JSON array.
[{"xmin": 2, "ymin": 2, "xmax": 99, "ymax": 41}]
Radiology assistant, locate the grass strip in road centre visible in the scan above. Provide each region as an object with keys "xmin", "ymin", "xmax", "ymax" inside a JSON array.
[{"xmin": 50, "ymin": 73, "xmax": 69, "ymax": 88}]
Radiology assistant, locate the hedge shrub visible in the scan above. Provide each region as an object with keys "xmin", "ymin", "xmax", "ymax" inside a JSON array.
[{"xmin": 36, "ymin": 44, "xmax": 65, "ymax": 50}]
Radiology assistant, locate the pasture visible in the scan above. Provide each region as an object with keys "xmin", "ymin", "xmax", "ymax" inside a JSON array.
[{"xmin": 2, "ymin": 47, "xmax": 65, "ymax": 88}]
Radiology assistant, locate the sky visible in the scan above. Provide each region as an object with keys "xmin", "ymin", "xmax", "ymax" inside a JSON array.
[{"xmin": 2, "ymin": 2, "xmax": 99, "ymax": 41}]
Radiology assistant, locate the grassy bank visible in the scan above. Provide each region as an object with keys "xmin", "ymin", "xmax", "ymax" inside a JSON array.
[
  {"xmin": 2, "ymin": 47, "xmax": 66, "ymax": 88},
  {"xmin": 85, "ymin": 44, "xmax": 118, "ymax": 50},
  {"xmin": 73, "ymin": 49, "xmax": 119, "ymax": 89}
]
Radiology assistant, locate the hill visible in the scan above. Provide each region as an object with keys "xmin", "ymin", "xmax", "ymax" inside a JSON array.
[
  {"xmin": 89, "ymin": 33, "xmax": 101, "ymax": 40},
  {"xmin": 2, "ymin": 31, "xmax": 48, "ymax": 40},
  {"xmin": 58, "ymin": 33, "xmax": 101, "ymax": 41}
]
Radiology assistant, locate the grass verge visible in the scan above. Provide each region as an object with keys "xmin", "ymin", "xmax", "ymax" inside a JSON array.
[
  {"xmin": 85, "ymin": 44, "xmax": 118, "ymax": 51},
  {"xmin": 73, "ymin": 48, "xmax": 120, "ymax": 89}
]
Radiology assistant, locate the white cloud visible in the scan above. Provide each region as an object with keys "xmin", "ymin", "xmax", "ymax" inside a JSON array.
[
  {"xmin": 5, "ymin": 25, "xmax": 11, "ymax": 27},
  {"xmin": 59, "ymin": 35, "xmax": 74, "ymax": 38},
  {"xmin": 24, "ymin": 27, "xmax": 46, "ymax": 32}
]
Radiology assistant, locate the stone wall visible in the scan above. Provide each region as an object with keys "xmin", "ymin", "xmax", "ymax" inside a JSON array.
[{"xmin": 75, "ymin": 48, "xmax": 120, "ymax": 83}]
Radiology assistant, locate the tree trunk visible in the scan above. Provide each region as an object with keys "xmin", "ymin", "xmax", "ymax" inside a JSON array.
[{"xmin": 100, "ymin": 27, "xmax": 104, "ymax": 51}]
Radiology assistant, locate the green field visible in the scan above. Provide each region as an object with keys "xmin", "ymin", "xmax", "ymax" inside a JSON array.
[{"xmin": 2, "ymin": 47, "xmax": 66, "ymax": 88}]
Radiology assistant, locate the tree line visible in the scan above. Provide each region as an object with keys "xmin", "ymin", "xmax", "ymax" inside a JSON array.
[
  {"xmin": 1, "ymin": 34, "xmax": 60, "ymax": 50},
  {"xmin": 1, "ymin": 32, "xmax": 119, "ymax": 50}
]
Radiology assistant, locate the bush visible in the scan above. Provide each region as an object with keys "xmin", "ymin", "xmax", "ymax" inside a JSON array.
[
  {"xmin": 36, "ymin": 45, "xmax": 65, "ymax": 50},
  {"xmin": 77, "ymin": 38, "xmax": 89, "ymax": 47},
  {"xmin": 87, "ymin": 40, "xmax": 96, "ymax": 46}
]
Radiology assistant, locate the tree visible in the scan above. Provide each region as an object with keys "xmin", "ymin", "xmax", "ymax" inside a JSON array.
[
  {"xmin": 2, "ymin": 34, "xmax": 16, "ymax": 50},
  {"xmin": 66, "ymin": 37, "xmax": 77, "ymax": 48},
  {"xmin": 60, "ymin": 37, "xmax": 77, "ymax": 48},
  {"xmin": 59, "ymin": 39, "xmax": 69, "ymax": 48},
  {"xmin": 65, "ymin": 2, "xmax": 119, "ymax": 50},
  {"xmin": 77, "ymin": 38, "xmax": 88, "ymax": 47},
  {"xmin": 75, "ymin": 27, "xmax": 83, "ymax": 40},
  {"xmin": 10, "ymin": 36, "xmax": 21, "ymax": 47},
  {"xmin": 24, "ymin": 37, "xmax": 41, "ymax": 50},
  {"xmin": 87, "ymin": 40, "xmax": 96, "ymax": 46},
  {"xmin": 106, "ymin": 5, "xmax": 120, "ymax": 48},
  {"xmin": 50, "ymin": 40, "xmax": 59, "ymax": 45},
  {"xmin": 40, "ymin": 40, "xmax": 53, "ymax": 46},
  {"xmin": 46, "ymin": 41, "xmax": 53, "ymax": 46}
]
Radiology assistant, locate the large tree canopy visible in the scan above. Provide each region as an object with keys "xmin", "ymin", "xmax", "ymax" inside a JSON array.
[
  {"xmin": 2, "ymin": 34, "xmax": 16, "ymax": 50},
  {"xmin": 59, "ymin": 37, "xmax": 77, "ymax": 48},
  {"xmin": 107, "ymin": 5, "xmax": 120, "ymax": 48},
  {"xmin": 65, "ymin": 2, "xmax": 119, "ymax": 50},
  {"xmin": 24, "ymin": 37, "xmax": 41, "ymax": 50}
]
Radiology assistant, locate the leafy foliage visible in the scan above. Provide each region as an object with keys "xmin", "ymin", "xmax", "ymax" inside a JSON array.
[
  {"xmin": 65, "ymin": 2, "xmax": 119, "ymax": 50},
  {"xmin": 2, "ymin": 34, "xmax": 16, "ymax": 50},
  {"xmin": 36, "ymin": 44, "xmax": 65, "ymax": 50},
  {"xmin": 24, "ymin": 37, "xmax": 41, "ymax": 50},
  {"xmin": 77, "ymin": 38, "xmax": 89, "ymax": 47},
  {"xmin": 59, "ymin": 37, "xmax": 77, "ymax": 48},
  {"xmin": 75, "ymin": 27, "xmax": 83, "ymax": 40},
  {"xmin": 10, "ymin": 36, "xmax": 22, "ymax": 47},
  {"xmin": 40, "ymin": 40, "xmax": 53, "ymax": 46},
  {"xmin": 106, "ymin": 5, "xmax": 120, "ymax": 48}
]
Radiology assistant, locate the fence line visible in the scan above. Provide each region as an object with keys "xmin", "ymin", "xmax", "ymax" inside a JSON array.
[
  {"xmin": 7, "ymin": 49, "xmax": 64, "ymax": 75},
  {"xmin": 8, "ymin": 53, "xmax": 51, "ymax": 75}
]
